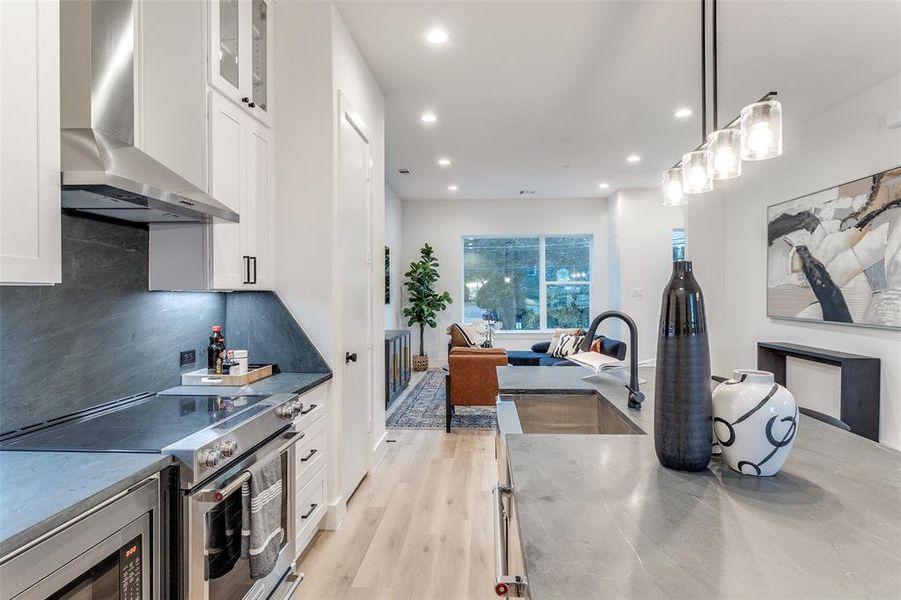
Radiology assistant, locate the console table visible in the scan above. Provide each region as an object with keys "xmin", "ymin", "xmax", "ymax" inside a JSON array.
[
  {"xmin": 757, "ymin": 342, "xmax": 880, "ymax": 441},
  {"xmin": 385, "ymin": 330, "xmax": 411, "ymax": 408}
]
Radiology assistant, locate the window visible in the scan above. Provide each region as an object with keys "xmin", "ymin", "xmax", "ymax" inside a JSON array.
[
  {"xmin": 462, "ymin": 235, "xmax": 592, "ymax": 331},
  {"xmin": 672, "ymin": 228, "xmax": 686, "ymax": 261}
]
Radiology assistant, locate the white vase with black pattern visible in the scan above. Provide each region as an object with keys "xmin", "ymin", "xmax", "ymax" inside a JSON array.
[{"xmin": 712, "ymin": 369, "xmax": 798, "ymax": 476}]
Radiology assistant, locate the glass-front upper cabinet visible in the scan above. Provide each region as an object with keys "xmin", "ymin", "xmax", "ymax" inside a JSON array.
[
  {"xmin": 209, "ymin": 0, "xmax": 273, "ymax": 127},
  {"xmin": 251, "ymin": 0, "xmax": 268, "ymax": 113}
]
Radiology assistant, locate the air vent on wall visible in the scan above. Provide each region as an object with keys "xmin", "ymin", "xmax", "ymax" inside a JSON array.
[
  {"xmin": 519, "ymin": 190, "xmax": 536, "ymax": 195},
  {"xmin": 397, "ymin": 168, "xmax": 411, "ymax": 174}
]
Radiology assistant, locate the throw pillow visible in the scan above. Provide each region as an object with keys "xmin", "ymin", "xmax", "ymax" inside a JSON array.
[
  {"xmin": 546, "ymin": 328, "xmax": 581, "ymax": 356},
  {"xmin": 551, "ymin": 333, "xmax": 585, "ymax": 358}
]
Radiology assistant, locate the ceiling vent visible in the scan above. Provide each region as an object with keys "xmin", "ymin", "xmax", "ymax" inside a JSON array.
[{"xmin": 397, "ymin": 168, "xmax": 411, "ymax": 174}]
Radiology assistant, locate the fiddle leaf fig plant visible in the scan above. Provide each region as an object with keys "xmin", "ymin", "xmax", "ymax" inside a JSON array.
[{"xmin": 403, "ymin": 244, "xmax": 453, "ymax": 364}]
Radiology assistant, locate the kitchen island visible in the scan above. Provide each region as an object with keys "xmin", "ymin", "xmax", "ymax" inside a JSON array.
[{"xmin": 497, "ymin": 366, "xmax": 901, "ymax": 599}]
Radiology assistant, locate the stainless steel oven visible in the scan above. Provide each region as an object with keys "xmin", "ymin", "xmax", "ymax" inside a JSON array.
[
  {"xmin": 185, "ymin": 428, "xmax": 303, "ymax": 600},
  {"xmin": 0, "ymin": 478, "xmax": 160, "ymax": 600}
]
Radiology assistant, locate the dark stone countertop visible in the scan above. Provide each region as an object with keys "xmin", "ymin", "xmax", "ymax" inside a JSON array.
[
  {"xmin": 498, "ymin": 366, "xmax": 901, "ymax": 599},
  {"xmin": 0, "ymin": 451, "xmax": 171, "ymax": 558},
  {"xmin": 158, "ymin": 371, "xmax": 332, "ymax": 397},
  {"xmin": 0, "ymin": 373, "xmax": 330, "ymax": 559}
]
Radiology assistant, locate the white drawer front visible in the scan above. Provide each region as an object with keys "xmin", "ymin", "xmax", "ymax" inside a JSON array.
[
  {"xmin": 294, "ymin": 386, "xmax": 327, "ymax": 430},
  {"xmin": 294, "ymin": 464, "xmax": 327, "ymax": 556},
  {"xmin": 295, "ymin": 414, "xmax": 327, "ymax": 485}
]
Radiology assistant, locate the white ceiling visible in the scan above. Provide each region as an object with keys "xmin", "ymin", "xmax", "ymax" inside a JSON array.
[{"xmin": 335, "ymin": 1, "xmax": 901, "ymax": 201}]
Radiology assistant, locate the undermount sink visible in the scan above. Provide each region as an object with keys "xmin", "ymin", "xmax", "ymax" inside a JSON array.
[{"xmin": 497, "ymin": 393, "xmax": 645, "ymax": 436}]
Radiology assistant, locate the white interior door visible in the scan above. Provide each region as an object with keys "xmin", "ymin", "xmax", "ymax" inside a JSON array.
[{"xmin": 338, "ymin": 98, "xmax": 372, "ymax": 500}]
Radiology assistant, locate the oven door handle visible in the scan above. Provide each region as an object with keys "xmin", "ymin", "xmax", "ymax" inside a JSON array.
[{"xmin": 205, "ymin": 430, "xmax": 305, "ymax": 502}]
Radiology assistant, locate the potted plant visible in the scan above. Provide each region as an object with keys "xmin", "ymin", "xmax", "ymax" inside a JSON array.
[{"xmin": 403, "ymin": 244, "xmax": 453, "ymax": 371}]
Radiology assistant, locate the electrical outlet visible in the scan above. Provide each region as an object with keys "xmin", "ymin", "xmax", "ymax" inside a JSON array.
[{"xmin": 180, "ymin": 349, "xmax": 196, "ymax": 367}]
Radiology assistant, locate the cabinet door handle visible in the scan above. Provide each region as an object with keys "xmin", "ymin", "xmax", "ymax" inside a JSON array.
[
  {"xmin": 301, "ymin": 503, "xmax": 318, "ymax": 519},
  {"xmin": 299, "ymin": 404, "xmax": 317, "ymax": 416},
  {"xmin": 242, "ymin": 255, "xmax": 251, "ymax": 284},
  {"xmin": 248, "ymin": 101, "xmax": 256, "ymax": 108},
  {"xmin": 250, "ymin": 256, "xmax": 258, "ymax": 284},
  {"xmin": 300, "ymin": 448, "xmax": 318, "ymax": 462},
  {"xmin": 241, "ymin": 97, "xmax": 249, "ymax": 103}
]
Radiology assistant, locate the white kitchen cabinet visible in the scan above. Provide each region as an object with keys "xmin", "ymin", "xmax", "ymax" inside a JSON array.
[
  {"xmin": 0, "ymin": 0, "xmax": 61, "ymax": 285},
  {"xmin": 209, "ymin": 0, "xmax": 274, "ymax": 127},
  {"xmin": 293, "ymin": 385, "xmax": 328, "ymax": 559},
  {"xmin": 209, "ymin": 92, "xmax": 248, "ymax": 289},
  {"xmin": 245, "ymin": 119, "xmax": 274, "ymax": 287},
  {"xmin": 149, "ymin": 90, "xmax": 273, "ymax": 290}
]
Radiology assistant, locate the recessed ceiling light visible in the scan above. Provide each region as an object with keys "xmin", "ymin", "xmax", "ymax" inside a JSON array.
[
  {"xmin": 626, "ymin": 154, "xmax": 641, "ymax": 163},
  {"xmin": 437, "ymin": 157, "xmax": 451, "ymax": 167},
  {"xmin": 598, "ymin": 182, "xmax": 610, "ymax": 189},
  {"xmin": 674, "ymin": 107, "xmax": 693, "ymax": 119},
  {"xmin": 447, "ymin": 184, "xmax": 458, "ymax": 191},
  {"xmin": 421, "ymin": 112, "xmax": 437, "ymax": 123},
  {"xmin": 425, "ymin": 28, "xmax": 448, "ymax": 45}
]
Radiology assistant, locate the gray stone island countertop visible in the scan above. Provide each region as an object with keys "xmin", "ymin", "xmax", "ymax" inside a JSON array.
[
  {"xmin": 498, "ymin": 366, "xmax": 901, "ymax": 599},
  {"xmin": 159, "ymin": 371, "xmax": 332, "ymax": 397},
  {"xmin": 0, "ymin": 451, "xmax": 171, "ymax": 558}
]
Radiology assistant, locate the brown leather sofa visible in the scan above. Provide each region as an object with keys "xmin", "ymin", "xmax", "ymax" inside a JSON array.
[{"xmin": 445, "ymin": 346, "xmax": 507, "ymax": 432}]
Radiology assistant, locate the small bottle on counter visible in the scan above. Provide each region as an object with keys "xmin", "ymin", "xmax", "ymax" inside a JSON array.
[{"xmin": 208, "ymin": 326, "xmax": 226, "ymax": 374}]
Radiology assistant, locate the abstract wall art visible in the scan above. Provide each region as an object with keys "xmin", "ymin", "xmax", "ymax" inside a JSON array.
[{"xmin": 767, "ymin": 166, "xmax": 901, "ymax": 329}]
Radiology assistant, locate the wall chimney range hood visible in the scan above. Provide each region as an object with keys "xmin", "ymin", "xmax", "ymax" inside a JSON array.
[{"xmin": 59, "ymin": 0, "xmax": 238, "ymax": 223}]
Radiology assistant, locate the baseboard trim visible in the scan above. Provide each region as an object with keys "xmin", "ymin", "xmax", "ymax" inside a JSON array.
[
  {"xmin": 371, "ymin": 430, "xmax": 389, "ymax": 471},
  {"xmin": 324, "ymin": 496, "xmax": 347, "ymax": 530}
]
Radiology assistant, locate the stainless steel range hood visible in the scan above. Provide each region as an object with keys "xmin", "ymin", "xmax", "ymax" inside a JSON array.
[{"xmin": 60, "ymin": 0, "xmax": 238, "ymax": 223}]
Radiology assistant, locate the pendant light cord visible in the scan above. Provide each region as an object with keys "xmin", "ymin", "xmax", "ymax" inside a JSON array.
[
  {"xmin": 701, "ymin": 0, "xmax": 707, "ymax": 143},
  {"xmin": 712, "ymin": 0, "xmax": 718, "ymax": 131}
]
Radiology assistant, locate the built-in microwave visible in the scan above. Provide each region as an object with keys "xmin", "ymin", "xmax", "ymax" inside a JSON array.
[{"xmin": 0, "ymin": 478, "xmax": 160, "ymax": 600}]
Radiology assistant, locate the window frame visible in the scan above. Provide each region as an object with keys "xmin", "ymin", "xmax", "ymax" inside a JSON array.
[{"xmin": 460, "ymin": 234, "xmax": 593, "ymax": 332}]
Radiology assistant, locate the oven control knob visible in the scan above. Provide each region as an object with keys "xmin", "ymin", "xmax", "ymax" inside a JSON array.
[
  {"xmin": 219, "ymin": 440, "xmax": 238, "ymax": 457},
  {"xmin": 291, "ymin": 399, "xmax": 304, "ymax": 415},
  {"xmin": 201, "ymin": 449, "xmax": 221, "ymax": 468},
  {"xmin": 276, "ymin": 404, "xmax": 295, "ymax": 420}
]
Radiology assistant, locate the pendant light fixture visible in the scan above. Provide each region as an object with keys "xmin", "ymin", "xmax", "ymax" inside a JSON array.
[
  {"xmin": 662, "ymin": 167, "xmax": 686, "ymax": 206},
  {"xmin": 662, "ymin": 0, "xmax": 783, "ymax": 205},
  {"xmin": 741, "ymin": 100, "xmax": 783, "ymax": 160}
]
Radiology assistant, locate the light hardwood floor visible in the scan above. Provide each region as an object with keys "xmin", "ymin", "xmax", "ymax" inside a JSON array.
[{"xmin": 295, "ymin": 429, "xmax": 498, "ymax": 600}]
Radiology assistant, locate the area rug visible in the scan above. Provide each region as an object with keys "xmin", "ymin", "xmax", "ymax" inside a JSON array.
[{"xmin": 386, "ymin": 370, "xmax": 497, "ymax": 430}]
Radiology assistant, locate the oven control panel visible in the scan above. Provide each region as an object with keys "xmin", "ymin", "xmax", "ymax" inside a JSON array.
[{"xmin": 119, "ymin": 535, "xmax": 143, "ymax": 599}]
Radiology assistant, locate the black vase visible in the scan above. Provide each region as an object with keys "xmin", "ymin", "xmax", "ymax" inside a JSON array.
[{"xmin": 654, "ymin": 260, "xmax": 712, "ymax": 472}]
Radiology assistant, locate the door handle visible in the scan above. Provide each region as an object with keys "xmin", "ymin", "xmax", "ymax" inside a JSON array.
[
  {"xmin": 250, "ymin": 256, "xmax": 258, "ymax": 284},
  {"xmin": 345, "ymin": 352, "xmax": 358, "ymax": 364},
  {"xmin": 242, "ymin": 256, "xmax": 251, "ymax": 284}
]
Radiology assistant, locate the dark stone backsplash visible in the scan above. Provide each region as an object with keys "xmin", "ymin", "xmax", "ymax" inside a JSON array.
[{"xmin": 0, "ymin": 214, "xmax": 328, "ymax": 433}]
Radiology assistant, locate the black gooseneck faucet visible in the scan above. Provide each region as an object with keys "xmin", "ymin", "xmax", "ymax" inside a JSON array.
[{"xmin": 579, "ymin": 310, "xmax": 645, "ymax": 410}]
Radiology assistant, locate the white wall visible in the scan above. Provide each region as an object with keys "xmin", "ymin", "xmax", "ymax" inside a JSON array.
[
  {"xmin": 687, "ymin": 73, "xmax": 901, "ymax": 449},
  {"xmin": 402, "ymin": 197, "xmax": 611, "ymax": 362},
  {"xmin": 608, "ymin": 189, "xmax": 685, "ymax": 360},
  {"xmin": 384, "ymin": 185, "xmax": 404, "ymax": 329},
  {"xmin": 275, "ymin": 2, "xmax": 386, "ymax": 524}
]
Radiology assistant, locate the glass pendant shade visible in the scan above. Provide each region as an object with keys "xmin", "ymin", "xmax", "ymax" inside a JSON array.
[
  {"xmin": 681, "ymin": 151, "xmax": 712, "ymax": 194},
  {"xmin": 707, "ymin": 129, "xmax": 742, "ymax": 180},
  {"xmin": 741, "ymin": 100, "xmax": 783, "ymax": 160},
  {"xmin": 662, "ymin": 168, "xmax": 686, "ymax": 206}
]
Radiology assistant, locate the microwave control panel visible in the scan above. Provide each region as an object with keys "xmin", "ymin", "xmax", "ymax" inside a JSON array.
[{"xmin": 119, "ymin": 535, "xmax": 143, "ymax": 599}]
